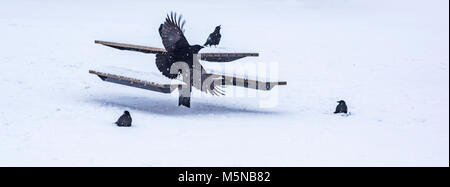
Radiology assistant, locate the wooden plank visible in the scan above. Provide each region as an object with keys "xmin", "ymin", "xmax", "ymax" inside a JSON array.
[
  {"xmin": 89, "ymin": 69, "xmax": 286, "ymax": 92},
  {"xmin": 95, "ymin": 40, "xmax": 167, "ymax": 54},
  {"xmin": 200, "ymin": 53, "xmax": 258, "ymax": 62},
  {"xmin": 89, "ymin": 70, "xmax": 181, "ymax": 93},
  {"xmin": 201, "ymin": 53, "xmax": 259, "ymax": 57},
  {"xmin": 210, "ymin": 73, "xmax": 287, "ymax": 91},
  {"xmin": 94, "ymin": 40, "xmax": 259, "ymax": 62}
]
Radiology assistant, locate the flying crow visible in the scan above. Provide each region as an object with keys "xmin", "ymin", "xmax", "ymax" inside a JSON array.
[
  {"xmin": 156, "ymin": 12, "xmax": 224, "ymax": 100},
  {"xmin": 204, "ymin": 25, "xmax": 221, "ymax": 47},
  {"xmin": 115, "ymin": 110, "xmax": 132, "ymax": 127}
]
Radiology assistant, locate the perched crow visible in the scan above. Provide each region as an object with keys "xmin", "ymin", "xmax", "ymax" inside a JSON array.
[
  {"xmin": 156, "ymin": 12, "xmax": 224, "ymax": 97},
  {"xmin": 204, "ymin": 25, "xmax": 221, "ymax": 47},
  {"xmin": 115, "ymin": 110, "xmax": 132, "ymax": 127},
  {"xmin": 334, "ymin": 100, "xmax": 348, "ymax": 114}
]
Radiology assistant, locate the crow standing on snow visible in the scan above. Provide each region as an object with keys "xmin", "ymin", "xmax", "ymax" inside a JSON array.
[
  {"xmin": 115, "ymin": 110, "xmax": 132, "ymax": 127},
  {"xmin": 156, "ymin": 12, "xmax": 224, "ymax": 106},
  {"xmin": 334, "ymin": 100, "xmax": 348, "ymax": 114},
  {"xmin": 204, "ymin": 25, "xmax": 221, "ymax": 47}
]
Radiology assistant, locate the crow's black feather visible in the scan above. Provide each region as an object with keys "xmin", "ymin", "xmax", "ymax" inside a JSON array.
[
  {"xmin": 204, "ymin": 25, "xmax": 221, "ymax": 46},
  {"xmin": 156, "ymin": 12, "xmax": 224, "ymax": 96},
  {"xmin": 115, "ymin": 111, "xmax": 132, "ymax": 127},
  {"xmin": 334, "ymin": 100, "xmax": 348, "ymax": 114}
]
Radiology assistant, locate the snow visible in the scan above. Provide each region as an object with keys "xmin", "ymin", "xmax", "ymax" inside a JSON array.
[{"xmin": 0, "ymin": 0, "xmax": 448, "ymax": 166}]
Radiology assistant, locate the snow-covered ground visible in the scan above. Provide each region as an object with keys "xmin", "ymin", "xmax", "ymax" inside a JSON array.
[{"xmin": 0, "ymin": 0, "xmax": 448, "ymax": 166}]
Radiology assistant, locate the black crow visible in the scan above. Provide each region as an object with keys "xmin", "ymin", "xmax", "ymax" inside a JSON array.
[
  {"xmin": 334, "ymin": 100, "xmax": 348, "ymax": 114},
  {"xmin": 115, "ymin": 110, "xmax": 132, "ymax": 127},
  {"xmin": 156, "ymin": 12, "xmax": 224, "ymax": 97},
  {"xmin": 204, "ymin": 25, "xmax": 221, "ymax": 47}
]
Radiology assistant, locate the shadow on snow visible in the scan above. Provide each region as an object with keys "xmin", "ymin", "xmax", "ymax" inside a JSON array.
[{"xmin": 88, "ymin": 94, "xmax": 279, "ymax": 116}]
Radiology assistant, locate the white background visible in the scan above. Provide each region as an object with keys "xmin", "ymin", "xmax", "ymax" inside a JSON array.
[{"xmin": 0, "ymin": 0, "xmax": 448, "ymax": 166}]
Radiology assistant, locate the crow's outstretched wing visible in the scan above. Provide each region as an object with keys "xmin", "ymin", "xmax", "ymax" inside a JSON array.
[
  {"xmin": 159, "ymin": 12, "xmax": 189, "ymax": 52},
  {"xmin": 155, "ymin": 53, "xmax": 179, "ymax": 79}
]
